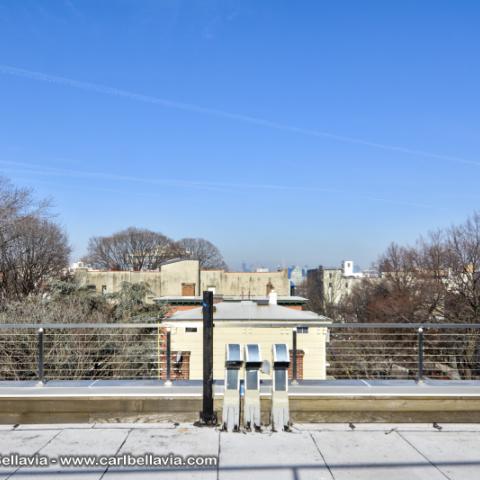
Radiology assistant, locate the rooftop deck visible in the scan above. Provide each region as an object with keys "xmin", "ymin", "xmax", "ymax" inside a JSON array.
[{"xmin": 0, "ymin": 421, "xmax": 479, "ymax": 479}]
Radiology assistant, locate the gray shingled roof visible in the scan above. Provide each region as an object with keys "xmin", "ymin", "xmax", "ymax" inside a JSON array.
[
  {"xmin": 168, "ymin": 300, "xmax": 329, "ymax": 322},
  {"xmin": 154, "ymin": 295, "xmax": 307, "ymax": 304}
]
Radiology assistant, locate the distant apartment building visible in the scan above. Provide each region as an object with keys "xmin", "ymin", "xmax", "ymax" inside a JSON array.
[
  {"xmin": 307, "ymin": 260, "xmax": 378, "ymax": 307},
  {"xmin": 74, "ymin": 259, "xmax": 291, "ymax": 299}
]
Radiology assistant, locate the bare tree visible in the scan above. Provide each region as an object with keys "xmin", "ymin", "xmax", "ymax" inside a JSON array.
[
  {"xmin": 83, "ymin": 227, "xmax": 181, "ymax": 271},
  {"xmin": 0, "ymin": 177, "xmax": 47, "ymax": 251},
  {"xmin": 0, "ymin": 177, "xmax": 69, "ymax": 301},
  {"xmin": 445, "ymin": 212, "xmax": 480, "ymax": 322},
  {"xmin": 368, "ymin": 219, "xmax": 480, "ymax": 325},
  {"xmin": 368, "ymin": 237, "xmax": 448, "ymax": 324},
  {"xmin": 177, "ymin": 237, "xmax": 228, "ymax": 270},
  {"xmin": 331, "ymin": 215, "xmax": 480, "ymax": 380},
  {"xmin": 0, "ymin": 217, "xmax": 70, "ymax": 299}
]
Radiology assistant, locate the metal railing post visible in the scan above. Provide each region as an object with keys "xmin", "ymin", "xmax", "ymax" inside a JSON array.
[
  {"xmin": 292, "ymin": 327, "xmax": 298, "ymax": 384},
  {"xmin": 165, "ymin": 329, "xmax": 172, "ymax": 386},
  {"xmin": 201, "ymin": 290, "xmax": 215, "ymax": 424},
  {"xmin": 417, "ymin": 327, "xmax": 424, "ymax": 382},
  {"xmin": 37, "ymin": 328, "xmax": 45, "ymax": 385}
]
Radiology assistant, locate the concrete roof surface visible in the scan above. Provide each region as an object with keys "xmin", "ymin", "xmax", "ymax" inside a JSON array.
[
  {"xmin": 168, "ymin": 300, "xmax": 327, "ymax": 321},
  {"xmin": 0, "ymin": 422, "xmax": 479, "ymax": 479}
]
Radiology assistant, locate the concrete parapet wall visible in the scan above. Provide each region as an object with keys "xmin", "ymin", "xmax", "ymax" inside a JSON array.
[
  {"xmin": 2, "ymin": 394, "xmax": 480, "ymax": 424},
  {"xmin": 0, "ymin": 396, "xmax": 206, "ymax": 424},
  {"xmin": 287, "ymin": 395, "xmax": 480, "ymax": 423}
]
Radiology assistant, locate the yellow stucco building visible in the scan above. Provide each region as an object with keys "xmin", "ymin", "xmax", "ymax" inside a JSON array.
[{"xmin": 164, "ymin": 297, "xmax": 331, "ymax": 381}]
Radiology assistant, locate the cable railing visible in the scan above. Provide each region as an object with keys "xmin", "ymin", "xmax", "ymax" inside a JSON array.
[
  {"xmin": 1, "ymin": 322, "xmax": 480, "ymax": 383},
  {"xmin": 0, "ymin": 323, "xmax": 169, "ymax": 382},
  {"xmin": 326, "ymin": 324, "xmax": 480, "ymax": 381}
]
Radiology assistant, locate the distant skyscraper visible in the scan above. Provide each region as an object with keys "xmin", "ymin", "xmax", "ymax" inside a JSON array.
[{"xmin": 289, "ymin": 265, "xmax": 306, "ymax": 286}]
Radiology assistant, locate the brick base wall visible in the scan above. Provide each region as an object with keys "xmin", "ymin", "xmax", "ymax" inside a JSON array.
[
  {"xmin": 157, "ymin": 327, "xmax": 191, "ymax": 380},
  {"xmin": 157, "ymin": 351, "xmax": 191, "ymax": 380},
  {"xmin": 289, "ymin": 349, "xmax": 305, "ymax": 380},
  {"xmin": 171, "ymin": 351, "xmax": 190, "ymax": 380}
]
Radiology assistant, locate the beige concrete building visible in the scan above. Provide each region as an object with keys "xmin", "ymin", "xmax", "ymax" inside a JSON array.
[
  {"xmin": 306, "ymin": 261, "xmax": 374, "ymax": 308},
  {"xmin": 74, "ymin": 259, "xmax": 290, "ymax": 298},
  {"xmin": 164, "ymin": 299, "xmax": 331, "ymax": 381},
  {"xmin": 323, "ymin": 267, "xmax": 359, "ymax": 305}
]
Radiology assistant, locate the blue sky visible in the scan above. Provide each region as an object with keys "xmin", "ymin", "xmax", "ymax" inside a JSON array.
[{"xmin": 1, "ymin": 1, "xmax": 479, "ymax": 270}]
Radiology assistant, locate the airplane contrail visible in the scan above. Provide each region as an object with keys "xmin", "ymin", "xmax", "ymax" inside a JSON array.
[
  {"xmin": 0, "ymin": 64, "xmax": 478, "ymax": 167},
  {"xmin": 0, "ymin": 160, "xmax": 432, "ymax": 208}
]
